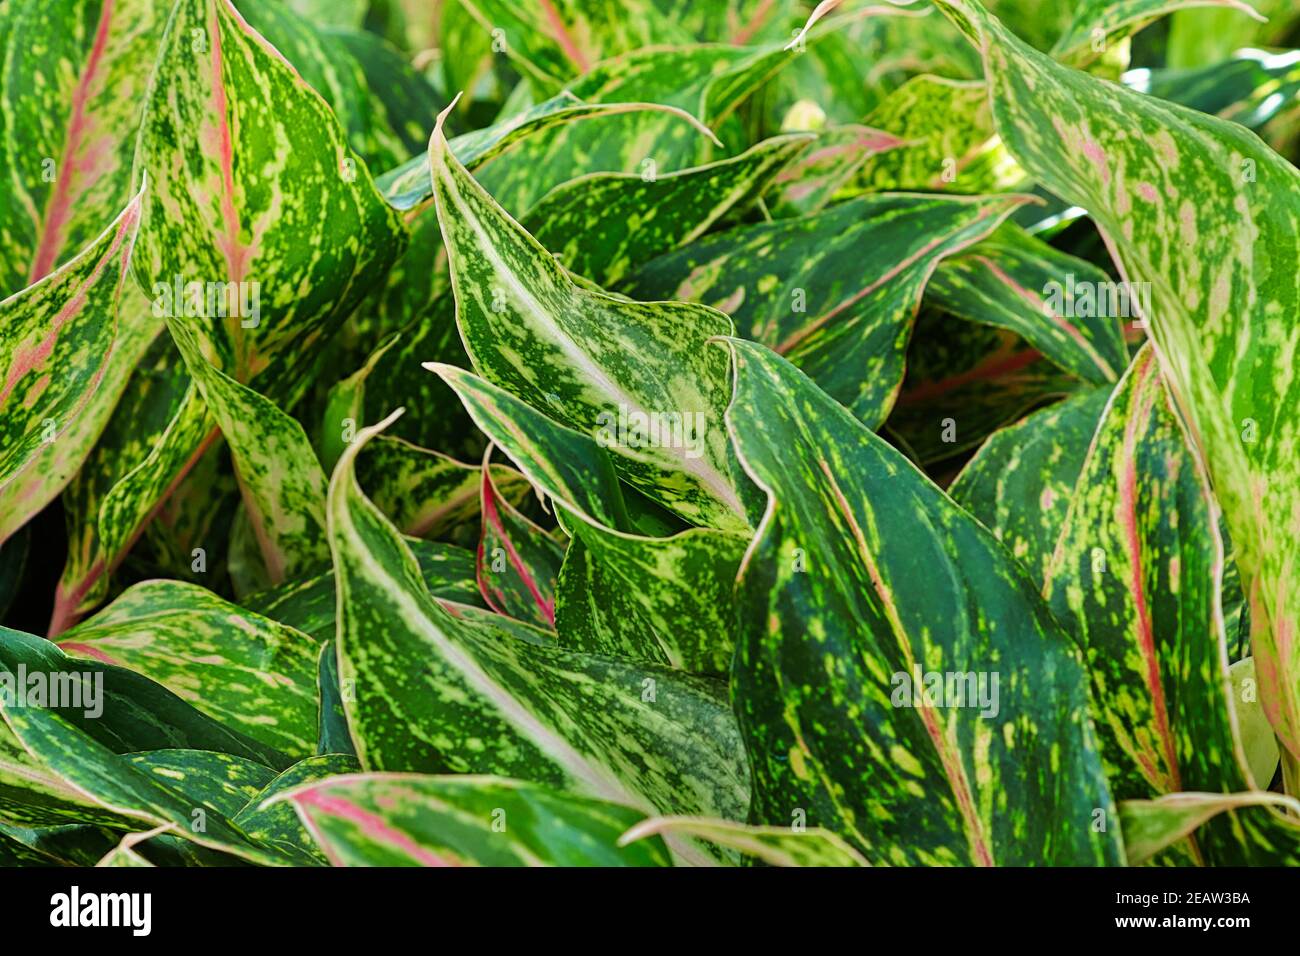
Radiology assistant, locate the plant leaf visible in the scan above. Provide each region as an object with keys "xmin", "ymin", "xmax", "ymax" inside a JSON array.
[
  {"xmin": 934, "ymin": 0, "xmax": 1300, "ymax": 787},
  {"xmin": 328, "ymin": 416, "xmax": 750, "ymax": 857},
  {"xmin": 620, "ymin": 815, "xmax": 869, "ymax": 866},
  {"xmin": 624, "ymin": 192, "xmax": 1029, "ymax": 427},
  {"xmin": 721, "ymin": 337, "xmax": 1121, "ymax": 865},
  {"xmin": 276, "ymin": 772, "xmax": 674, "ymax": 866},
  {"xmin": 429, "ymin": 107, "xmax": 750, "ymax": 530},
  {"xmin": 59, "ymin": 581, "xmax": 321, "ymax": 757}
]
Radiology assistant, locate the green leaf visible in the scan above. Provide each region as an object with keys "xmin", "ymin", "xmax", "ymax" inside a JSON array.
[
  {"xmin": 624, "ymin": 192, "xmax": 1028, "ymax": 427},
  {"xmin": 231, "ymin": 752, "xmax": 361, "ymax": 864},
  {"xmin": 926, "ymin": 223, "xmax": 1128, "ymax": 385},
  {"xmin": 1052, "ymin": 0, "xmax": 1264, "ymax": 65},
  {"xmin": 275, "ymin": 772, "xmax": 673, "ymax": 866},
  {"xmin": 950, "ymin": 387, "xmax": 1112, "ymax": 583},
  {"xmin": 0, "ymin": 189, "xmax": 146, "ymax": 548},
  {"xmin": 328, "ymin": 416, "xmax": 749, "ymax": 860},
  {"xmin": 132, "ymin": 0, "xmax": 407, "ymax": 396},
  {"xmin": 934, "ymin": 0, "xmax": 1300, "ymax": 791},
  {"xmin": 429, "ymin": 106, "xmax": 750, "ymax": 531},
  {"xmin": 376, "ymin": 92, "xmax": 718, "ymax": 213},
  {"xmin": 620, "ymin": 816, "xmax": 869, "ymax": 866},
  {"xmin": 1120, "ymin": 791, "xmax": 1300, "ymax": 865},
  {"xmin": 59, "ymin": 580, "xmax": 321, "ymax": 757},
  {"xmin": 243, "ymin": 537, "xmax": 482, "ymax": 641},
  {"xmin": 524, "ymin": 134, "xmax": 813, "ymax": 286},
  {"xmin": 432, "ymin": 364, "xmax": 749, "ymax": 673},
  {"xmin": 164, "ymin": 314, "xmax": 330, "ymax": 585},
  {"xmin": 721, "ymin": 337, "xmax": 1121, "ymax": 865},
  {"xmin": 0, "ymin": 704, "xmax": 289, "ymax": 864},
  {"xmin": 477, "ymin": 447, "xmax": 565, "ymax": 628},
  {"xmin": 852, "ymin": 74, "xmax": 1021, "ymax": 194},
  {"xmin": 0, "ymin": 0, "xmax": 165, "ymax": 294},
  {"xmin": 456, "ymin": 0, "xmax": 690, "ymax": 90},
  {"xmin": 764, "ymin": 125, "xmax": 907, "ymax": 217},
  {"xmin": 125, "ymin": 749, "xmax": 276, "ymax": 817}
]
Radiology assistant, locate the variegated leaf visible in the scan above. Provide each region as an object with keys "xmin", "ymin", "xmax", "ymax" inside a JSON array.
[
  {"xmin": 1042, "ymin": 346, "xmax": 1300, "ymax": 863},
  {"xmin": 477, "ymin": 447, "xmax": 564, "ymax": 629},
  {"xmin": 244, "ymin": 538, "xmax": 482, "ymax": 641},
  {"xmin": 231, "ymin": 752, "xmax": 360, "ymax": 864},
  {"xmin": 764, "ymin": 125, "xmax": 907, "ymax": 217},
  {"xmin": 328, "ymin": 417, "xmax": 749, "ymax": 860},
  {"xmin": 722, "ymin": 337, "xmax": 1121, "ymax": 865},
  {"xmin": 950, "ymin": 387, "xmax": 1112, "ymax": 582},
  {"xmin": 0, "ymin": 0, "xmax": 164, "ymax": 293},
  {"xmin": 0, "ymin": 190, "xmax": 145, "ymax": 548},
  {"xmin": 524, "ymin": 134, "xmax": 812, "ymax": 285},
  {"xmin": 59, "ymin": 580, "xmax": 321, "ymax": 757},
  {"xmin": 1120, "ymin": 791, "xmax": 1300, "ymax": 865},
  {"xmin": 132, "ymin": 0, "xmax": 407, "ymax": 397},
  {"xmin": 429, "ymin": 107, "xmax": 751, "ymax": 531},
  {"xmin": 1052, "ymin": 0, "xmax": 1264, "ymax": 65},
  {"xmin": 165, "ymin": 313, "xmax": 330, "ymax": 584},
  {"xmin": 620, "ymin": 816, "xmax": 869, "ymax": 866},
  {"xmin": 276, "ymin": 772, "xmax": 673, "ymax": 866},
  {"xmin": 927, "ymin": 223, "xmax": 1128, "ymax": 385},
  {"xmin": 623, "ymin": 192, "xmax": 1028, "ymax": 427},
  {"xmin": 432, "ymin": 364, "xmax": 749, "ymax": 673},
  {"xmin": 934, "ymin": 0, "xmax": 1300, "ymax": 794}
]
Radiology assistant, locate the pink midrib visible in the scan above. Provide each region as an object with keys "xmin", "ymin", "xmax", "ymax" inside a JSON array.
[
  {"xmin": 1117, "ymin": 355, "xmax": 1181, "ymax": 793},
  {"xmin": 295, "ymin": 789, "xmax": 458, "ymax": 867},
  {"xmin": 479, "ymin": 474, "xmax": 555, "ymax": 626},
  {"xmin": 29, "ymin": 0, "xmax": 117, "ymax": 283},
  {"xmin": 1, "ymin": 200, "xmax": 138, "ymax": 407}
]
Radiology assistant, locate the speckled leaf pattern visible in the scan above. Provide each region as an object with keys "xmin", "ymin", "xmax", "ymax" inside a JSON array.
[
  {"xmin": 950, "ymin": 387, "xmax": 1112, "ymax": 582},
  {"xmin": 58, "ymin": 580, "xmax": 321, "ymax": 756},
  {"xmin": 1042, "ymin": 346, "xmax": 1300, "ymax": 863},
  {"xmin": 232, "ymin": 752, "xmax": 360, "ymax": 864},
  {"xmin": 132, "ymin": 0, "xmax": 407, "ymax": 395},
  {"xmin": 852, "ymin": 74, "xmax": 1020, "ymax": 194},
  {"xmin": 376, "ymin": 92, "xmax": 716, "ymax": 213},
  {"xmin": 165, "ymin": 314, "xmax": 330, "ymax": 585},
  {"xmin": 433, "ymin": 364, "xmax": 750, "ymax": 673},
  {"xmin": 277, "ymin": 772, "xmax": 673, "ymax": 866},
  {"xmin": 620, "ymin": 816, "xmax": 870, "ymax": 866},
  {"xmin": 477, "ymin": 448, "xmax": 565, "ymax": 629},
  {"xmin": 429, "ymin": 111, "xmax": 750, "ymax": 531},
  {"xmin": 328, "ymin": 419, "xmax": 750, "ymax": 860},
  {"xmin": 524, "ymin": 134, "xmax": 812, "ymax": 285},
  {"xmin": 927, "ymin": 223, "xmax": 1128, "ymax": 385},
  {"xmin": 457, "ymin": 0, "xmax": 689, "ymax": 89},
  {"xmin": 0, "ymin": 705, "xmax": 290, "ymax": 864},
  {"xmin": 1120, "ymin": 791, "xmax": 1300, "ymax": 865},
  {"xmin": 935, "ymin": 0, "xmax": 1300, "ymax": 789},
  {"xmin": 245, "ymin": 538, "xmax": 482, "ymax": 641},
  {"xmin": 53, "ymin": 380, "xmax": 215, "ymax": 628},
  {"xmin": 722, "ymin": 338, "xmax": 1121, "ymax": 865},
  {"xmin": 0, "ymin": 189, "xmax": 144, "ymax": 548},
  {"xmin": 624, "ymin": 192, "xmax": 1028, "ymax": 427},
  {"xmin": 764, "ymin": 125, "xmax": 907, "ymax": 217},
  {"xmin": 0, "ymin": 0, "xmax": 164, "ymax": 294},
  {"xmin": 1052, "ymin": 0, "xmax": 1263, "ymax": 63},
  {"xmin": 474, "ymin": 43, "xmax": 795, "ymax": 212},
  {"xmin": 235, "ymin": 0, "xmax": 437, "ymax": 171}
]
